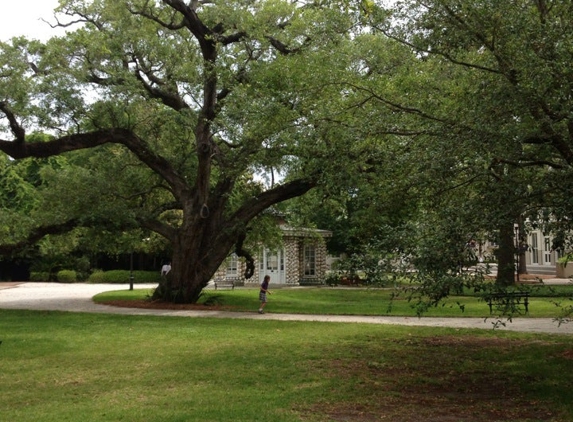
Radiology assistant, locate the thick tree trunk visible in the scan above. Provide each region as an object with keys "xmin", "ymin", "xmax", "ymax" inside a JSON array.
[
  {"xmin": 496, "ymin": 221, "xmax": 516, "ymax": 286},
  {"xmin": 152, "ymin": 236, "xmax": 232, "ymax": 303},
  {"xmin": 148, "ymin": 178, "xmax": 316, "ymax": 304}
]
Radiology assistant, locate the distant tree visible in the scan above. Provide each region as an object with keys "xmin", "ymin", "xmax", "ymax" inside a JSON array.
[{"xmin": 352, "ymin": 0, "xmax": 573, "ymax": 285}]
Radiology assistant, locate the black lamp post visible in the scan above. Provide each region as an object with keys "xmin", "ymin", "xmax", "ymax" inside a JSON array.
[
  {"xmin": 515, "ymin": 225, "xmax": 520, "ymax": 284},
  {"xmin": 129, "ymin": 251, "xmax": 134, "ymax": 291}
]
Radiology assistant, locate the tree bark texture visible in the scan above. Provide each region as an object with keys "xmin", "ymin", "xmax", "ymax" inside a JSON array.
[{"xmin": 495, "ymin": 221, "xmax": 516, "ymax": 286}]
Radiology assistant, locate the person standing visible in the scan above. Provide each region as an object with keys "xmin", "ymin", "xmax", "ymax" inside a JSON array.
[
  {"xmin": 258, "ymin": 275, "xmax": 271, "ymax": 314},
  {"xmin": 161, "ymin": 262, "xmax": 171, "ymax": 276}
]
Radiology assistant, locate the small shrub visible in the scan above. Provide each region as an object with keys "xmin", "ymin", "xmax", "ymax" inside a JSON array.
[
  {"xmin": 57, "ymin": 270, "xmax": 77, "ymax": 283},
  {"xmin": 30, "ymin": 272, "xmax": 49, "ymax": 282},
  {"xmin": 105, "ymin": 270, "xmax": 127, "ymax": 283},
  {"xmin": 132, "ymin": 271, "xmax": 163, "ymax": 283},
  {"xmin": 324, "ymin": 272, "xmax": 341, "ymax": 286},
  {"xmin": 88, "ymin": 270, "xmax": 105, "ymax": 283}
]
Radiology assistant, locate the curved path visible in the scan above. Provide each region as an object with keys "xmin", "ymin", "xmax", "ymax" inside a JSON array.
[{"xmin": 0, "ymin": 282, "xmax": 572, "ymax": 335}]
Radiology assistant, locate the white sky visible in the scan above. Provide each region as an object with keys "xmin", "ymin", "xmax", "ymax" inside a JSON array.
[{"xmin": 0, "ymin": 0, "xmax": 63, "ymax": 41}]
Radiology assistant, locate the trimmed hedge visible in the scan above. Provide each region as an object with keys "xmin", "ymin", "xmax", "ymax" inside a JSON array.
[
  {"xmin": 57, "ymin": 270, "xmax": 77, "ymax": 283},
  {"xmin": 30, "ymin": 272, "xmax": 50, "ymax": 282},
  {"xmin": 30, "ymin": 271, "xmax": 77, "ymax": 282},
  {"xmin": 87, "ymin": 270, "xmax": 162, "ymax": 284}
]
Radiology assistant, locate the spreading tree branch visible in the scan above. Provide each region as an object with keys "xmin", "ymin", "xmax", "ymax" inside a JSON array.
[
  {"xmin": 0, "ymin": 128, "xmax": 192, "ymax": 200},
  {"xmin": 0, "ymin": 128, "xmax": 133, "ymax": 159},
  {"xmin": 127, "ymin": 0, "xmax": 187, "ymax": 31},
  {"xmin": 231, "ymin": 177, "xmax": 317, "ymax": 225},
  {"xmin": 0, "ymin": 102, "xmax": 26, "ymax": 142}
]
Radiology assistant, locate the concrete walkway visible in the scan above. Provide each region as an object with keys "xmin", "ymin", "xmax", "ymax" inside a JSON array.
[{"xmin": 0, "ymin": 282, "xmax": 572, "ymax": 335}]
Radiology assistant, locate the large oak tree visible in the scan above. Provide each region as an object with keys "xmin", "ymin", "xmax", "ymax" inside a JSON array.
[{"xmin": 0, "ymin": 0, "xmax": 357, "ymax": 302}]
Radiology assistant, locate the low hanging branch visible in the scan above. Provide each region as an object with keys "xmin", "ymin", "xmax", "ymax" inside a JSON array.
[
  {"xmin": 0, "ymin": 128, "xmax": 135, "ymax": 159},
  {"xmin": 0, "ymin": 125, "xmax": 192, "ymax": 201}
]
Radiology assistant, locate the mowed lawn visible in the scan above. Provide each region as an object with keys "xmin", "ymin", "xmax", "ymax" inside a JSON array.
[
  {"xmin": 1, "ymin": 308, "xmax": 573, "ymax": 421},
  {"xmin": 95, "ymin": 284, "xmax": 573, "ymax": 319}
]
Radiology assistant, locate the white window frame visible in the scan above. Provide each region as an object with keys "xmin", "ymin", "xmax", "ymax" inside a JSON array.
[
  {"xmin": 226, "ymin": 253, "xmax": 238, "ymax": 277},
  {"xmin": 304, "ymin": 245, "xmax": 316, "ymax": 277}
]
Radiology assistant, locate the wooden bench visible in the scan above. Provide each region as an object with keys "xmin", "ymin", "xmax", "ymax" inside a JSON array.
[
  {"xmin": 214, "ymin": 279, "xmax": 236, "ymax": 290},
  {"xmin": 485, "ymin": 292, "xmax": 530, "ymax": 314}
]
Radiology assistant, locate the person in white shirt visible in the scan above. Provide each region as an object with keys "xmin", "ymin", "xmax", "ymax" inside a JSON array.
[{"xmin": 161, "ymin": 262, "xmax": 171, "ymax": 276}]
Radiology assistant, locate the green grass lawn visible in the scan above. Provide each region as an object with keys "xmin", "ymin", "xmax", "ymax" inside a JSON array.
[
  {"xmin": 94, "ymin": 285, "xmax": 573, "ymax": 319},
  {"xmin": 1, "ymin": 309, "xmax": 573, "ymax": 421}
]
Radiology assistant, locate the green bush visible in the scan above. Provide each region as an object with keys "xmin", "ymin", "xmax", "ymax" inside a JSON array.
[
  {"xmin": 131, "ymin": 271, "xmax": 162, "ymax": 283},
  {"xmin": 57, "ymin": 270, "xmax": 77, "ymax": 283},
  {"xmin": 30, "ymin": 272, "xmax": 50, "ymax": 282},
  {"xmin": 324, "ymin": 271, "xmax": 341, "ymax": 286},
  {"xmin": 87, "ymin": 270, "xmax": 105, "ymax": 283},
  {"xmin": 87, "ymin": 270, "xmax": 161, "ymax": 284}
]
